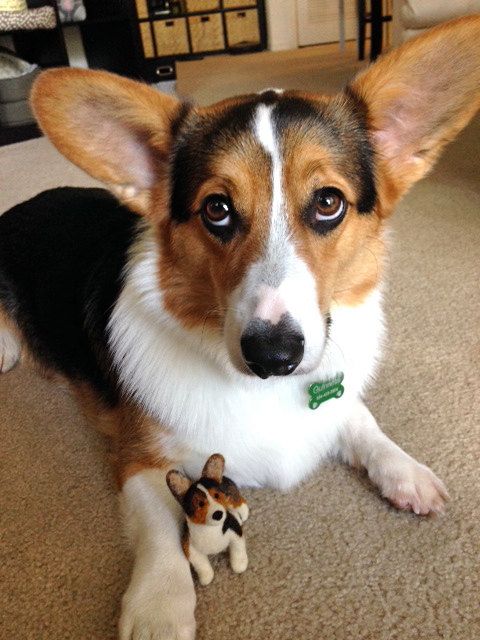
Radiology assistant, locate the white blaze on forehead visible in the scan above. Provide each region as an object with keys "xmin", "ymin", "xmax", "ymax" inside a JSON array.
[
  {"xmin": 223, "ymin": 102, "xmax": 327, "ymax": 371},
  {"xmin": 197, "ymin": 484, "xmax": 213, "ymax": 503},
  {"xmin": 253, "ymin": 103, "xmax": 293, "ymax": 290},
  {"xmin": 254, "ymin": 103, "xmax": 276, "ymax": 154}
]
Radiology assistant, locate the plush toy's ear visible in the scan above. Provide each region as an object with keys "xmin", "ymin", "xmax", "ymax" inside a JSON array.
[
  {"xmin": 202, "ymin": 454, "xmax": 225, "ymax": 483},
  {"xmin": 30, "ymin": 68, "xmax": 183, "ymax": 215},
  {"xmin": 166, "ymin": 470, "xmax": 191, "ymax": 504},
  {"xmin": 348, "ymin": 16, "xmax": 480, "ymax": 207}
]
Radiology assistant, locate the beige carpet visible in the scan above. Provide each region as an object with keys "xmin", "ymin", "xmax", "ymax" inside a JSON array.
[{"xmin": 1, "ymin": 44, "xmax": 479, "ymax": 640}]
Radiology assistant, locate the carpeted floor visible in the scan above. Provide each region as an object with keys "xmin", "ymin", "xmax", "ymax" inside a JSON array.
[{"xmin": 1, "ymin": 45, "xmax": 479, "ymax": 640}]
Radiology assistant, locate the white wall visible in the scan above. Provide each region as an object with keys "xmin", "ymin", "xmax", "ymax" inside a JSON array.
[
  {"xmin": 265, "ymin": 0, "xmax": 358, "ymax": 51},
  {"xmin": 265, "ymin": 0, "xmax": 299, "ymax": 51}
]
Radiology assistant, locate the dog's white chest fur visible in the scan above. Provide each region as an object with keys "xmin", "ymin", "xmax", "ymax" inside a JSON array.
[{"xmin": 109, "ymin": 228, "xmax": 384, "ymax": 490}]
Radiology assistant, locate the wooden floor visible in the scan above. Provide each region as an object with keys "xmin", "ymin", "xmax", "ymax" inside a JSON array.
[{"xmin": 176, "ymin": 40, "xmax": 364, "ymax": 105}]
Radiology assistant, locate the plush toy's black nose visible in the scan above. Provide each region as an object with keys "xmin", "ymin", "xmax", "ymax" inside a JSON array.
[
  {"xmin": 241, "ymin": 316, "xmax": 304, "ymax": 379},
  {"xmin": 212, "ymin": 510, "xmax": 223, "ymax": 521}
]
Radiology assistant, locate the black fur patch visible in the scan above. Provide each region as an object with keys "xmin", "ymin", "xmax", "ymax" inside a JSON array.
[
  {"xmin": 0, "ymin": 187, "xmax": 139, "ymax": 405},
  {"xmin": 341, "ymin": 86, "xmax": 377, "ymax": 213},
  {"xmin": 222, "ymin": 511, "xmax": 243, "ymax": 537}
]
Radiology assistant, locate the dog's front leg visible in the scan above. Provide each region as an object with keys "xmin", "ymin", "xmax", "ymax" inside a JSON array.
[
  {"xmin": 119, "ymin": 467, "xmax": 196, "ymax": 640},
  {"xmin": 337, "ymin": 401, "xmax": 448, "ymax": 515},
  {"xmin": 229, "ymin": 535, "xmax": 248, "ymax": 574}
]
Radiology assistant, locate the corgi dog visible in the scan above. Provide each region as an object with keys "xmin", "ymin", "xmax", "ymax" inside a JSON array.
[
  {"xmin": 167, "ymin": 453, "xmax": 249, "ymax": 586},
  {"xmin": 0, "ymin": 16, "xmax": 479, "ymax": 640}
]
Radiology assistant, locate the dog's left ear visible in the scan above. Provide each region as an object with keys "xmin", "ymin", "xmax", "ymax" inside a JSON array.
[
  {"xmin": 202, "ymin": 454, "xmax": 225, "ymax": 483},
  {"xmin": 31, "ymin": 68, "xmax": 184, "ymax": 215},
  {"xmin": 348, "ymin": 16, "xmax": 480, "ymax": 207}
]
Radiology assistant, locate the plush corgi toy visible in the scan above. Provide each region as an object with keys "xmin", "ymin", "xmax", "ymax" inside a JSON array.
[{"xmin": 167, "ymin": 454, "xmax": 249, "ymax": 585}]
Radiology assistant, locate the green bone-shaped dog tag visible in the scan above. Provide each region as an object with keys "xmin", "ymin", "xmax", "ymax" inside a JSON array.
[{"xmin": 308, "ymin": 372, "xmax": 345, "ymax": 410}]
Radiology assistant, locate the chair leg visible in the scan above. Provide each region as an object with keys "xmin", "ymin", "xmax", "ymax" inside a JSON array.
[
  {"xmin": 370, "ymin": 0, "xmax": 383, "ymax": 60},
  {"xmin": 357, "ymin": 0, "xmax": 366, "ymax": 60}
]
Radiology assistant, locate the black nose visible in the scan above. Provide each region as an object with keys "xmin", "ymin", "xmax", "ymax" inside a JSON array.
[
  {"xmin": 240, "ymin": 317, "xmax": 304, "ymax": 378},
  {"xmin": 212, "ymin": 510, "xmax": 223, "ymax": 521}
]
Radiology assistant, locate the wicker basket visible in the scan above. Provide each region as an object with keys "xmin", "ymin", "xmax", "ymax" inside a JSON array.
[
  {"xmin": 0, "ymin": 6, "xmax": 57, "ymax": 31},
  {"xmin": 186, "ymin": 0, "xmax": 219, "ymax": 12},
  {"xmin": 0, "ymin": 0, "xmax": 27, "ymax": 11},
  {"xmin": 189, "ymin": 13, "xmax": 224, "ymax": 53},
  {"xmin": 153, "ymin": 18, "xmax": 189, "ymax": 56},
  {"xmin": 134, "ymin": 0, "xmax": 148, "ymax": 19},
  {"xmin": 223, "ymin": 0, "xmax": 256, "ymax": 8},
  {"xmin": 225, "ymin": 9, "xmax": 260, "ymax": 48}
]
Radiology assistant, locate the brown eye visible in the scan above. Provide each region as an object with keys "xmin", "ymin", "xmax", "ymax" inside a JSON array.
[
  {"xmin": 198, "ymin": 500, "xmax": 205, "ymax": 508},
  {"xmin": 305, "ymin": 187, "xmax": 347, "ymax": 235},
  {"xmin": 314, "ymin": 187, "xmax": 346, "ymax": 221},
  {"xmin": 202, "ymin": 194, "xmax": 231, "ymax": 227},
  {"xmin": 214, "ymin": 493, "xmax": 220, "ymax": 499}
]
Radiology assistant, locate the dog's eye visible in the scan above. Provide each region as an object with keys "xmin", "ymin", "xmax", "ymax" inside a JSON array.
[
  {"xmin": 200, "ymin": 194, "xmax": 238, "ymax": 242},
  {"xmin": 305, "ymin": 187, "xmax": 347, "ymax": 234},
  {"xmin": 198, "ymin": 500, "xmax": 205, "ymax": 508},
  {"xmin": 214, "ymin": 493, "xmax": 220, "ymax": 499},
  {"xmin": 202, "ymin": 195, "xmax": 231, "ymax": 227},
  {"xmin": 315, "ymin": 188, "xmax": 345, "ymax": 220}
]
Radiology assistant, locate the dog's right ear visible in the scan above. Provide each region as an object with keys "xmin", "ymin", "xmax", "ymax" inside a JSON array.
[
  {"xmin": 166, "ymin": 470, "xmax": 191, "ymax": 504},
  {"xmin": 31, "ymin": 68, "xmax": 185, "ymax": 216},
  {"xmin": 202, "ymin": 454, "xmax": 225, "ymax": 483}
]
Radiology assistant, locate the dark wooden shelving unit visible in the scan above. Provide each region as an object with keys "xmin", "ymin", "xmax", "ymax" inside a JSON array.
[
  {"xmin": 0, "ymin": 0, "xmax": 266, "ymax": 145},
  {"xmin": 132, "ymin": 1, "xmax": 267, "ymax": 82}
]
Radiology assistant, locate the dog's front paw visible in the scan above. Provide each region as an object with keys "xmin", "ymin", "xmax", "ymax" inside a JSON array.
[
  {"xmin": 119, "ymin": 568, "xmax": 196, "ymax": 640},
  {"xmin": 372, "ymin": 455, "xmax": 449, "ymax": 515}
]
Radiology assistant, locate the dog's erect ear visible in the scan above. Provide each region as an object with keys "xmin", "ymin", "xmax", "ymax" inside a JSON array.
[
  {"xmin": 166, "ymin": 470, "xmax": 191, "ymax": 504},
  {"xmin": 348, "ymin": 16, "xmax": 480, "ymax": 206},
  {"xmin": 202, "ymin": 454, "xmax": 225, "ymax": 483},
  {"xmin": 31, "ymin": 68, "xmax": 183, "ymax": 215}
]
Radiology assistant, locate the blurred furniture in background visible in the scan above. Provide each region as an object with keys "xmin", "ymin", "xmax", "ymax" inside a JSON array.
[
  {"xmin": 391, "ymin": 0, "xmax": 480, "ymax": 46},
  {"xmin": 0, "ymin": 0, "xmax": 267, "ymax": 145},
  {"xmin": 133, "ymin": 0, "xmax": 267, "ymax": 83},
  {"xmin": 356, "ymin": 0, "xmax": 391, "ymax": 60},
  {"xmin": 0, "ymin": 0, "xmax": 65, "ymax": 144}
]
